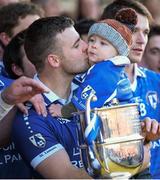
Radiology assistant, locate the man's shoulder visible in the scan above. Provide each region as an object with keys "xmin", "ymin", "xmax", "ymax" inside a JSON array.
[
  {"xmin": 15, "ymin": 105, "xmax": 73, "ymax": 129},
  {"xmin": 14, "ymin": 104, "xmax": 48, "ymax": 130},
  {"xmin": 138, "ymin": 66, "xmax": 160, "ymax": 80}
]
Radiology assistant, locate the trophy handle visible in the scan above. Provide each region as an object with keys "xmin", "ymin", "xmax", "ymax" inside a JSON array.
[
  {"xmin": 86, "ymin": 93, "xmax": 97, "ymax": 125},
  {"xmin": 85, "ymin": 94, "xmax": 104, "ymax": 174},
  {"xmin": 85, "ymin": 94, "xmax": 109, "ymax": 175}
]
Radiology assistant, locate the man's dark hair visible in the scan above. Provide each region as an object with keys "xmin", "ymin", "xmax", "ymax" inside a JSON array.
[
  {"xmin": 101, "ymin": 0, "xmax": 153, "ymax": 25},
  {"xmin": 24, "ymin": 16, "xmax": 74, "ymax": 73},
  {"xmin": 148, "ymin": 24, "xmax": 160, "ymax": 38},
  {"xmin": 74, "ymin": 19, "xmax": 96, "ymax": 36},
  {"xmin": 3, "ymin": 30, "xmax": 26, "ymax": 79},
  {"xmin": 0, "ymin": 2, "xmax": 43, "ymax": 37}
]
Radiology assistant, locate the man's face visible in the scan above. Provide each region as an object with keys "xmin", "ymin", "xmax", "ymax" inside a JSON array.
[
  {"xmin": 12, "ymin": 14, "xmax": 40, "ymax": 38},
  {"xmin": 129, "ymin": 13, "xmax": 150, "ymax": 64},
  {"xmin": 142, "ymin": 35, "xmax": 160, "ymax": 73},
  {"xmin": 57, "ymin": 26, "xmax": 89, "ymax": 75}
]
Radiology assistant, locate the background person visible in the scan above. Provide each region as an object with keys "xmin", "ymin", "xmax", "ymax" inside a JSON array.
[
  {"xmin": 77, "ymin": 0, "xmax": 102, "ymax": 20},
  {"xmin": 140, "ymin": 24, "xmax": 160, "ymax": 73},
  {"xmin": 3, "ymin": 29, "xmax": 47, "ymax": 115},
  {"xmin": 0, "ymin": 0, "xmax": 19, "ymax": 7},
  {"xmin": 0, "ymin": 1, "xmax": 43, "ymax": 75},
  {"xmin": 140, "ymin": 0, "xmax": 160, "ymax": 24},
  {"xmin": 0, "ymin": 3, "xmax": 43, "ymax": 177},
  {"xmin": 0, "ymin": 2, "xmax": 43, "ymax": 47},
  {"xmin": 101, "ymin": 0, "xmax": 160, "ymax": 178},
  {"xmin": 3, "ymin": 30, "xmax": 36, "ymax": 79},
  {"xmin": 31, "ymin": 0, "xmax": 61, "ymax": 17},
  {"xmin": 0, "ymin": 1, "xmax": 45, "ymax": 146}
]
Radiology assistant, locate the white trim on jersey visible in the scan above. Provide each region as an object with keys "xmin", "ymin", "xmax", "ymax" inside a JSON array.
[
  {"xmin": 131, "ymin": 64, "xmax": 146, "ymax": 91},
  {"xmin": 31, "ymin": 144, "xmax": 64, "ymax": 168},
  {"xmin": 0, "ymin": 91, "xmax": 13, "ymax": 121}
]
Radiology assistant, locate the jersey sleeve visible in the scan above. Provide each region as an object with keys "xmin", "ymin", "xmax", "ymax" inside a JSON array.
[
  {"xmin": 72, "ymin": 61, "xmax": 122, "ymax": 111},
  {"xmin": 12, "ymin": 109, "xmax": 64, "ymax": 169},
  {"xmin": 0, "ymin": 75, "xmax": 13, "ymax": 90},
  {"xmin": 0, "ymin": 76, "xmax": 14, "ymax": 120}
]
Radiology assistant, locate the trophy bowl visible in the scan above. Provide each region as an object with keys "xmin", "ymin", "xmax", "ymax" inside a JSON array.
[{"xmin": 73, "ymin": 95, "xmax": 144, "ymax": 179}]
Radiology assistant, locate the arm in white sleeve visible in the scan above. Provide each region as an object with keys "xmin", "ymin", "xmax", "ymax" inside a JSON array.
[{"xmin": 0, "ymin": 91, "xmax": 14, "ymax": 121}]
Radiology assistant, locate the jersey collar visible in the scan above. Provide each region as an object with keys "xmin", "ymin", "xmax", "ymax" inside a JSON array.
[
  {"xmin": 34, "ymin": 74, "xmax": 76, "ymax": 105},
  {"xmin": 135, "ymin": 65, "xmax": 146, "ymax": 78},
  {"xmin": 131, "ymin": 64, "xmax": 146, "ymax": 91},
  {"xmin": 108, "ymin": 56, "xmax": 130, "ymax": 66}
]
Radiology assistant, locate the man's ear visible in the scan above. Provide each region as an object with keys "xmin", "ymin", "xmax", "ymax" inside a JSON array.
[
  {"xmin": 0, "ymin": 32, "xmax": 11, "ymax": 46},
  {"xmin": 11, "ymin": 64, "xmax": 23, "ymax": 77},
  {"xmin": 47, "ymin": 54, "xmax": 60, "ymax": 68}
]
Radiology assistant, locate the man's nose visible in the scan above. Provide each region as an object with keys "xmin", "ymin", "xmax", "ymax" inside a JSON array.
[{"xmin": 137, "ymin": 31, "xmax": 147, "ymax": 44}]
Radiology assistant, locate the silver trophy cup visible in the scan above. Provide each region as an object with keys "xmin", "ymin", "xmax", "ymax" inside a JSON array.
[{"xmin": 73, "ymin": 94, "xmax": 144, "ymax": 179}]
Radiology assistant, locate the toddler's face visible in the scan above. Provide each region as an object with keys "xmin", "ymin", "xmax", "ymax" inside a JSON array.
[{"xmin": 88, "ymin": 35, "xmax": 118, "ymax": 64}]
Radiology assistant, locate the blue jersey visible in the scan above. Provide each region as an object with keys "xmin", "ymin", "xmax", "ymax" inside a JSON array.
[
  {"xmin": 0, "ymin": 61, "xmax": 9, "ymax": 77},
  {"xmin": 0, "ymin": 75, "xmax": 32, "ymax": 178},
  {"xmin": 72, "ymin": 56, "xmax": 132, "ymax": 110},
  {"xmin": 0, "ymin": 142, "xmax": 32, "ymax": 179},
  {"xmin": 131, "ymin": 65, "xmax": 160, "ymax": 179},
  {"xmin": 0, "ymin": 75, "xmax": 13, "ymax": 90},
  {"xmin": 12, "ymin": 78, "xmax": 83, "ymax": 178}
]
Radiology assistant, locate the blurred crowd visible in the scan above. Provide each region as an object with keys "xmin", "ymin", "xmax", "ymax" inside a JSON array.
[{"xmin": 0, "ymin": 0, "xmax": 160, "ymax": 73}]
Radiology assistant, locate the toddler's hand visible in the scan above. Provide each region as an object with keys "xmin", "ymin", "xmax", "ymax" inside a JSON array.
[{"xmin": 49, "ymin": 104, "xmax": 62, "ymax": 117}]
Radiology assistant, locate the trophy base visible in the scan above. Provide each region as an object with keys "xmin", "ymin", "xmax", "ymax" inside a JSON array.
[
  {"xmin": 110, "ymin": 172, "xmax": 131, "ymax": 179},
  {"xmin": 105, "ymin": 157, "xmax": 142, "ymax": 175}
]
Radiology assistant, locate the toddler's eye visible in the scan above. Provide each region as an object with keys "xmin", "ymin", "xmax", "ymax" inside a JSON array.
[
  {"xmin": 88, "ymin": 38, "xmax": 94, "ymax": 43},
  {"xmin": 101, "ymin": 41, "xmax": 107, "ymax": 45}
]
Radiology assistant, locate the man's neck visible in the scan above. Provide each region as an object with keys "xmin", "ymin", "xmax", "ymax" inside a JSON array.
[
  {"xmin": 125, "ymin": 63, "xmax": 135, "ymax": 83},
  {"xmin": 39, "ymin": 71, "xmax": 74, "ymax": 100}
]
